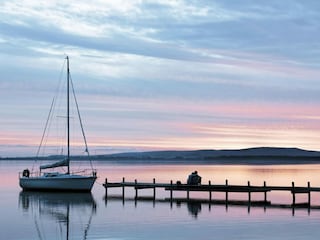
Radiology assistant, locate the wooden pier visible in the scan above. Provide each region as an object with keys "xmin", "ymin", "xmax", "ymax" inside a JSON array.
[{"xmin": 103, "ymin": 178, "xmax": 320, "ymax": 208}]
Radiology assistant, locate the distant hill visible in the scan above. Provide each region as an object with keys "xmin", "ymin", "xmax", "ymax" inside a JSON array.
[
  {"xmin": 3, "ymin": 147, "xmax": 320, "ymax": 164},
  {"xmin": 101, "ymin": 147, "xmax": 320, "ymax": 159},
  {"xmin": 89, "ymin": 147, "xmax": 320, "ymax": 164}
]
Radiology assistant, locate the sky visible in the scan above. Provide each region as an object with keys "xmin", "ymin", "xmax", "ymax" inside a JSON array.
[{"xmin": 1, "ymin": 0, "xmax": 320, "ymax": 157}]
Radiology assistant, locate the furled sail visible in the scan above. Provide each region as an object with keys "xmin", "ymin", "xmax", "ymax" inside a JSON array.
[{"xmin": 40, "ymin": 159, "xmax": 69, "ymax": 170}]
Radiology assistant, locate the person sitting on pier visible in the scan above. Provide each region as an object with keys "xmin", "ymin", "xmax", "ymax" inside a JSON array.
[{"xmin": 187, "ymin": 171, "xmax": 201, "ymax": 185}]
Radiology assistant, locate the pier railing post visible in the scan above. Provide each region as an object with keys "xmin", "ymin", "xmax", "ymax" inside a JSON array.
[
  {"xmin": 135, "ymin": 179, "xmax": 138, "ymax": 199},
  {"xmin": 170, "ymin": 180, "xmax": 173, "ymax": 201},
  {"xmin": 209, "ymin": 180, "xmax": 212, "ymax": 202},
  {"xmin": 209, "ymin": 180, "xmax": 212, "ymax": 211},
  {"xmin": 187, "ymin": 181, "xmax": 190, "ymax": 199},
  {"xmin": 308, "ymin": 181, "xmax": 311, "ymax": 206},
  {"xmin": 248, "ymin": 181, "xmax": 251, "ymax": 203},
  {"xmin": 153, "ymin": 178, "xmax": 156, "ymax": 200},
  {"xmin": 292, "ymin": 182, "xmax": 295, "ymax": 206},
  {"xmin": 225, "ymin": 179, "xmax": 229, "ymax": 205},
  {"xmin": 105, "ymin": 178, "xmax": 108, "ymax": 197},
  {"xmin": 122, "ymin": 177, "xmax": 125, "ymax": 200},
  {"xmin": 264, "ymin": 181, "xmax": 267, "ymax": 203}
]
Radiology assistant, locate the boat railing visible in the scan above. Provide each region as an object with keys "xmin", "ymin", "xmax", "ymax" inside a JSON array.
[
  {"xmin": 19, "ymin": 170, "xmax": 42, "ymax": 178},
  {"xmin": 19, "ymin": 169, "xmax": 97, "ymax": 178},
  {"xmin": 70, "ymin": 169, "xmax": 97, "ymax": 177}
]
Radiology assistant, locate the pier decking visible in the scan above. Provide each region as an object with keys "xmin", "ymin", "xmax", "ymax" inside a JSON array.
[{"xmin": 104, "ymin": 178, "xmax": 320, "ymax": 207}]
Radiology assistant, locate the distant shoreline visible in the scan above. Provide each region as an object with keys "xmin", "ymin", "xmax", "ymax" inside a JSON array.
[
  {"xmin": 2, "ymin": 158, "xmax": 320, "ymax": 165},
  {"xmin": 2, "ymin": 146, "xmax": 320, "ymax": 165},
  {"xmin": 97, "ymin": 156, "xmax": 320, "ymax": 165},
  {"xmin": 0, "ymin": 156, "xmax": 320, "ymax": 165}
]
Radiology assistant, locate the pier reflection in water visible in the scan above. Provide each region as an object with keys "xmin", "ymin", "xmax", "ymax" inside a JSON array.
[
  {"xmin": 104, "ymin": 193, "xmax": 320, "ymax": 218},
  {"xmin": 19, "ymin": 192, "xmax": 96, "ymax": 240}
]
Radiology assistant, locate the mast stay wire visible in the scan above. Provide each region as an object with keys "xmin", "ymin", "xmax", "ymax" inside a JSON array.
[
  {"xmin": 69, "ymin": 73, "xmax": 94, "ymax": 172},
  {"xmin": 32, "ymin": 59, "xmax": 67, "ymax": 172}
]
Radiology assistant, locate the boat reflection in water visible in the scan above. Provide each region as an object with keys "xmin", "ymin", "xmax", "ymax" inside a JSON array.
[{"xmin": 19, "ymin": 192, "xmax": 96, "ymax": 240}]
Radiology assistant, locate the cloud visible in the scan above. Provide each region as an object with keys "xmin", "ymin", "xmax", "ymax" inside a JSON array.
[
  {"xmin": 1, "ymin": 0, "xmax": 320, "ymax": 155},
  {"xmin": 2, "ymin": 0, "xmax": 320, "ymax": 67}
]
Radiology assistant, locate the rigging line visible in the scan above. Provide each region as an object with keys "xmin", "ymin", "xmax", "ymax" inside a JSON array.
[
  {"xmin": 35, "ymin": 98, "xmax": 55, "ymax": 156},
  {"xmin": 96, "ymin": 181, "xmax": 104, "ymax": 186},
  {"xmin": 69, "ymin": 73, "xmax": 94, "ymax": 171},
  {"xmin": 58, "ymin": 220, "xmax": 63, "ymax": 240},
  {"xmin": 33, "ymin": 58, "xmax": 66, "ymax": 171},
  {"xmin": 70, "ymin": 74, "xmax": 88, "ymax": 153},
  {"xmin": 34, "ymin": 218, "xmax": 44, "ymax": 240},
  {"xmin": 33, "ymin": 94, "xmax": 53, "ymax": 170},
  {"xmin": 82, "ymin": 203, "xmax": 96, "ymax": 240}
]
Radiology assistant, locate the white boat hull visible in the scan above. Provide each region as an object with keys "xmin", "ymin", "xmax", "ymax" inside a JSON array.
[{"xmin": 19, "ymin": 174, "xmax": 96, "ymax": 192}]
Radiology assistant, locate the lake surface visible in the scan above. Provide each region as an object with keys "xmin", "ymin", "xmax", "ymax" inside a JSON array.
[{"xmin": 2, "ymin": 161, "xmax": 320, "ymax": 239}]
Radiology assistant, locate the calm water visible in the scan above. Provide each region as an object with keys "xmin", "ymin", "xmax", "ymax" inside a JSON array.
[{"xmin": 2, "ymin": 161, "xmax": 320, "ymax": 239}]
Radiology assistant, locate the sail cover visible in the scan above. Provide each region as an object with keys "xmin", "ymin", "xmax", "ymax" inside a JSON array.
[{"xmin": 40, "ymin": 159, "xmax": 69, "ymax": 170}]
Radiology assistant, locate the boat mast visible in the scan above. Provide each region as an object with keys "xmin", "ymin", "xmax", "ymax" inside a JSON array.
[{"xmin": 67, "ymin": 56, "xmax": 70, "ymax": 174}]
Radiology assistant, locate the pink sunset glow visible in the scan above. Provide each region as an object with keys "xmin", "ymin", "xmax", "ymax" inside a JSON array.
[{"xmin": 2, "ymin": 96, "xmax": 320, "ymax": 157}]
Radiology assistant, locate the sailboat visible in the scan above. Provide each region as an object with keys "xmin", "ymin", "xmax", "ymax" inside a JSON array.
[{"xmin": 19, "ymin": 56, "xmax": 97, "ymax": 192}]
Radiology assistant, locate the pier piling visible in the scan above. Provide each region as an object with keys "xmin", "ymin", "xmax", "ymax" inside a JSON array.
[
  {"xmin": 264, "ymin": 181, "xmax": 267, "ymax": 203},
  {"xmin": 292, "ymin": 182, "xmax": 295, "ymax": 206},
  {"xmin": 135, "ymin": 179, "xmax": 138, "ymax": 199},
  {"xmin": 170, "ymin": 180, "xmax": 173, "ymax": 201},
  {"xmin": 122, "ymin": 177, "xmax": 125, "ymax": 199},
  {"xmin": 153, "ymin": 178, "xmax": 156, "ymax": 200},
  {"xmin": 248, "ymin": 181, "xmax": 251, "ymax": 203},
  {"xmin": 308, "ymin": 181, "xmax": 311, "ymax": 206},
  {"xmin": 209, "ymin": 180, "xmax": 212, "ymax": 201},
  {"xmin": 225, "ymin": 179, "xmax": 229, "ymax": 203}
]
